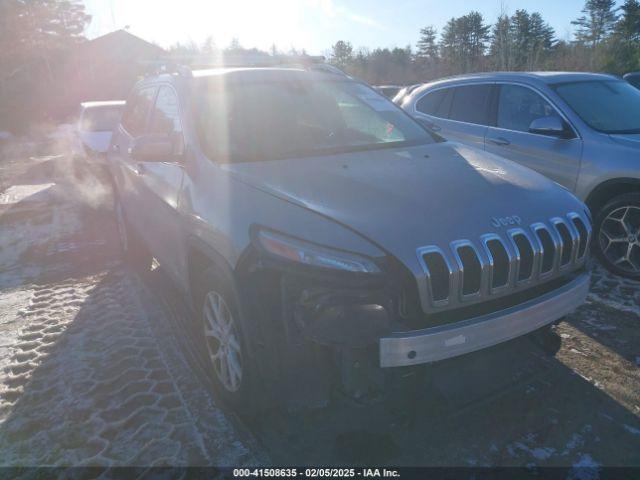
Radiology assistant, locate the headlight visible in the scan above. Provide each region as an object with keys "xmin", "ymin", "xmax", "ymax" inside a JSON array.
[{"xmin": 256, "ymin": 229, "xmax": 381, "ymax": 274}]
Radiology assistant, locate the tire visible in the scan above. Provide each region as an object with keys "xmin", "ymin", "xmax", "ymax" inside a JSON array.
[
  {"xmin": 593, "ymin": 192, "xmax": 640, "ymax": 279},
  {"xmin": 195, "ymin": 266, "xmax": 263, "ymax": 415},
  {"xmin": 114, "ymin": 195, "xmax": 152, "ymax": 271}
]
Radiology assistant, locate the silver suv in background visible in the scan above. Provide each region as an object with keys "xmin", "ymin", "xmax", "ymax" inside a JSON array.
[
  {"xmin": 399, "ymin": 72, "xmax": 640, "ymax": 278},
  {"xmin": 108, "ymin": 63, "xmax": 591, "ymax": 413}
]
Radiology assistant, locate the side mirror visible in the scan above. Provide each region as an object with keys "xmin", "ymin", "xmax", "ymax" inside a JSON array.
[
  {"xmin": 130, "ymin": 134, "xmax": 177, "ymax": 161},
  {"xmin": 528, "ymin": 116, "xmax": 566, "ymax": 137}
]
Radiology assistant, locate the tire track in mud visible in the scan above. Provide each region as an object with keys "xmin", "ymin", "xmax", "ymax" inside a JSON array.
[
  {"xmin": 0, "ymin": 270, "xmax": 205, "ymax": 466},
  {"xmin": 0, "ymin": 265, "xmax": 261, "ymax": 467}
]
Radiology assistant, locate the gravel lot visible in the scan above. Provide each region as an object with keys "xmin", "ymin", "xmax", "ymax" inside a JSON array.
[{"xmin": 0, "ymin": 134, "xmax": 638, "ymax": 470}]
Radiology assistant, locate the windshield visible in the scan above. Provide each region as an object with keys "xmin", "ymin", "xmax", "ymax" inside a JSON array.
[
  {"xmin": 195, "ymin": 77, "xmax": 433, "ymax": 163},
  {"xmin": 552, "ymin": 80, "xmax": 640, "ymax": 134},
  {"xmin": 80, "ymin": 106, "xmax": 123, "ymax": 132}
]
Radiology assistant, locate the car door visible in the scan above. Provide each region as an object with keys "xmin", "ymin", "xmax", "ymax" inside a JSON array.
[
  {"xmin": 133, "ymin": 84, "xmax": 186, "ymax": 282},
  {"xmin": 110, "ymin": 86, "xmax": 157, "ymax": 237},
  {"xmin": 413, "ymin": 84, "xmax": 494, "ymax": 149},
  {"xmin": 484, "ymin": 83, "xmax": 582, "ymax": 190}
]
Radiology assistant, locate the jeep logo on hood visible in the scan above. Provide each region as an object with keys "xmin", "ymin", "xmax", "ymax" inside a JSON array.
[{"xmin": 491, "ymin": 215, "xmax": 522, "ymax": 228}]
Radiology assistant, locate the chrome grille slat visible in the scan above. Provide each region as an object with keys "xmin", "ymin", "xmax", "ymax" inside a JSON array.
[
  {"xmin": 417, "ymin": 246, "xmax": 454, "ymax": 307},
  {"xmin": 567, "ymin": 212, "xmax": 591, "ymax": 261},
  {"xmin": 531, "ymin": 223, "xmax": 560, "ymax": 278},
  {"xmin": 551, "ymin": 218, "xmax": 575, "ymax": 268},
  {"xmin": 508, "ymin": 228, "xmax": 538, "ymax": 285},
  {"xmin": 417, "ymin": 211, "xmax": 591, "ymax": 311},
  {"xmin": 450, "ymin": 240, "xmax": 488, "ymax": 301},
  {"xmin": 480, "ymin": 234, "xmax": 513, "ymax": 294}
]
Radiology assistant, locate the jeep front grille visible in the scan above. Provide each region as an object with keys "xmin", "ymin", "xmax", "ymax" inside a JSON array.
[{"xmin": 417, "ymin": 212, "xmax": 591, "ymax": 312}]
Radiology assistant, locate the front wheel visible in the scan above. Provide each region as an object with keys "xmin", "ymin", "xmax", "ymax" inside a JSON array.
[
  {"xmin": 593, "ymin": 193, "xmax": 640, "ymax": 279},
  {"xmin": 196, "ymin": 267, "xmax": 263, "ymax": 414}
]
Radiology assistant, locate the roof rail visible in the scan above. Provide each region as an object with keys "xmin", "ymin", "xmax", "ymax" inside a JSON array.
[{"xmin": 138, "ymin": 59, "xmax": 189, "ymax": 77}]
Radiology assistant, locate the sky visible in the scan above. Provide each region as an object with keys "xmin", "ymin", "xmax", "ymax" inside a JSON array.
[{"xmin": 83, "ymin": 0, "xmax": 616, "ymax": 55}]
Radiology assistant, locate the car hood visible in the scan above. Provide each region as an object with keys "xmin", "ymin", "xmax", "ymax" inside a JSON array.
[
  {"xmin": 609, "ymin": 133, "xmax": 640, "ymax": 148},
  {"xmin": 223, "ymin": 142, "xmax": 585, "ymax": 267}
]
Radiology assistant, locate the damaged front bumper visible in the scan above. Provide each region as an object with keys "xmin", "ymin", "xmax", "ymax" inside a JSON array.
[{"xmin": 379, "ymin": 271, "xmax": 590, "ymax": 367}]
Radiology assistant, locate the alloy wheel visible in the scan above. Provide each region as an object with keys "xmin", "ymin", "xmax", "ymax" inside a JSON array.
[
  {"xmin": 598, "ymin": 205, "xmax": 640, "ymax": 275},
  {"xmin": 202, "ymin": 290, "xmax": 243, "ymax": 392}
]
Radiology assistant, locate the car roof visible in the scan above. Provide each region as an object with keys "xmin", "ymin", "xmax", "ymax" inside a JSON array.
[
  {"xmin": 80, "ymin": 100, "xmax": 126, "ymax": 109},
  {"xmin": 139, "ymin": 67, "xmax": 351, "ymax": 88},
  {"xmin": 411, "ymin": 71, "xmax": 621, "ymax": 97}
]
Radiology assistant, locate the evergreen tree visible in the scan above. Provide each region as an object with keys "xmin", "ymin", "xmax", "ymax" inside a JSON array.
[
  {"xmin": 607, "ymin": 0, "xmax": 640, "ymax": 72},
  {"xmin": 416, "ymin": 26, "xmax": 438, "ymax": 60},
  {"xmin": 572, "ymin": 0, "xmax": 618, "ymax": 48},
  {"xmin": 490, "ymin": 13, "xmax": 512, "ymax": 70},
  {"xmin": 330, "ymin": 40, "xmax": 354, "ymax": 69},
  {"xmin": 439, "ymin": 12, "xmax": 489, "ymax": 74}
]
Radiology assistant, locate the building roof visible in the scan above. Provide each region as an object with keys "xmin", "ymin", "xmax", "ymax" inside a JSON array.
[{"xmin": 85, "ymin": 29, "xmax": 165, "ymax": 55}]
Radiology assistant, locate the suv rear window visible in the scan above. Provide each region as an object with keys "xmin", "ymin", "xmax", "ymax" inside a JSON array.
[
  {"xmin": 448, "ymin": 85, "xmax": 492, "ymax": 125},
  {"xmin": 80, "ymin": 106, "xmax": 123, "ymax": 132},
  {"xmin": 195, "ymin": 77, "xmax": 434, "ymax": 163}
]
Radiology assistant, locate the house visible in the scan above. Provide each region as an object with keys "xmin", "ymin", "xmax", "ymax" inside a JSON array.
[{"xmin": 55, "ymin": 30, "xmax": 166, "ymax": 117}]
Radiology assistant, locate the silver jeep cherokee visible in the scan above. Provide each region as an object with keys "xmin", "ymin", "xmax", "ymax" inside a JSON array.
[{"xmin": 108, "ymin": 64, "xmax": 591, "ymax": 412}]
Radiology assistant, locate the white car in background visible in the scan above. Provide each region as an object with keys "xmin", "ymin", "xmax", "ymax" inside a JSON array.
[{"xmin": 75, "ymin": 101, "xmax": 125, "ymax": 158}]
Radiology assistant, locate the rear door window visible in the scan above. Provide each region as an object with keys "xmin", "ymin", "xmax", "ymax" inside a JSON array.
[
  {"xmin": 121, "ymin": 87, "xmax": 156, "ymax": 136},
  {"xmin": 448, "ymin": 85, "xmax": 492, "ymax": 125},
  {"xmin": 416, "ymin": 88, "xmax": 454, "ymax": 119}
]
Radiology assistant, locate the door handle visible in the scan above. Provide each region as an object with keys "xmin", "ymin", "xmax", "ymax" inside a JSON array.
[{"xmin": 487, "ymin": 137, "xmax": 510, "ymax": 146}]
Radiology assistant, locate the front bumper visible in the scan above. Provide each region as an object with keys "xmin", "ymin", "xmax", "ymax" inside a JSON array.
[{"xmin": 379, "ymin": 272, "xmax": 589, "ymax": 367}]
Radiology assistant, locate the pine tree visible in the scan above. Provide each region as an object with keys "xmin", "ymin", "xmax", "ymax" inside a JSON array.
[
  {"xmin": 416, "ymin": 26, "xmax": 438, "ymax": 60},
  {"xmin": 490, "ymin": 13, "xmax": 512, "ymax": 70},
  {"xmin": 0, "ymin": 0, "xmax": 90, "ymax": 73},
  {"xmin": 439, "ymin": 12, "xmax": 489, "ymax": 74},
  {"xmin": 572, "ymin": 0, "xmax": 618, "ymax": 48},
  {"xmin": 330, "ymin": 40, "xmax": 354, "ymax": 69},
  {"xmin": 607, "ymin": 0, "xmax": 640, "ymax": 72},
  {"xmin": 616, "ymin": 0, "xmax": 640, "ymax": 42}
]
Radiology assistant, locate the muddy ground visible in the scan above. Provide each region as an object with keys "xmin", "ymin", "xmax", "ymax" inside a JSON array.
[{"xmin": 0, "ymin": 133, "xmax": 638, "ymax": 472}]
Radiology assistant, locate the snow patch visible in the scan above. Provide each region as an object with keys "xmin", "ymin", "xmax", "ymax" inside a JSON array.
[
  {"xmin": 530, "ymin": 447, "xmax": 555, "ymax": 460},
  {"xmin": 0, "ymin": 183, "xmax": 56, "ymax": 205},
  {"xmin": 588, "ymin": 263, "xmax": 640, "ymax": 317}
]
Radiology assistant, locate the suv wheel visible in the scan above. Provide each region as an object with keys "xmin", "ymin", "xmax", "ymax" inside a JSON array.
[
  {"xmin": 594, "ymin": 193, "xmax": 640, "ymax": 279},
  {"xmin": 197, "ymin": 266, "xmax": 262, "ymax": 414},
  {"xmin": 114, "ymin": 195, "xmax": 152, "ymax": 271},
  {"xmin": 203, "ymin": 290, "xmax": 244, "ymax": 393}
]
